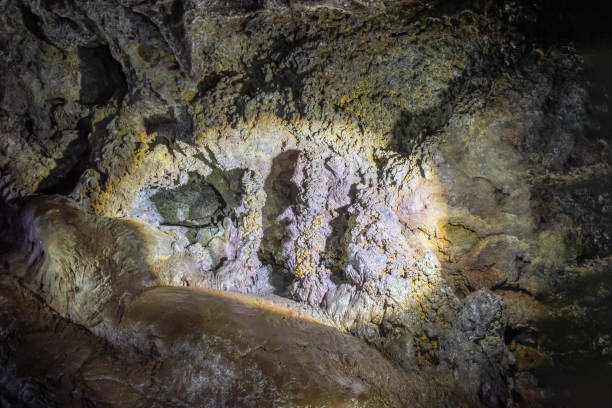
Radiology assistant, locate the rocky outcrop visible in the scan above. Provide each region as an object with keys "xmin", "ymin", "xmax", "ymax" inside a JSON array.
[
  {"xmin": 1, "ymin": 0, "xmax": 611, "ymax": 406},
  {"xmin": 2, "ymin": 196, "xmax": 423, "ymax": 407}
]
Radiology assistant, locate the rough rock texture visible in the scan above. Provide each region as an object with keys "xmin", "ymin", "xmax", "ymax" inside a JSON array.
[{"xmin": 1, "ymin": 0, "xmax": 611, "ymax": 406}]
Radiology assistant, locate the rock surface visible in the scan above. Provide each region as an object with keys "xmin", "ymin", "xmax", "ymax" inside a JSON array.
[{"xmin": 1, "ymin": 0, "xmax": 611, "ymax": 406}]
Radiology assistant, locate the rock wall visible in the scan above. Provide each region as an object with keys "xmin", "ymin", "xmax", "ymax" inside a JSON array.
[{"xmin": 1, "ymin": 0, "xmax": 611, "ymax": 406}]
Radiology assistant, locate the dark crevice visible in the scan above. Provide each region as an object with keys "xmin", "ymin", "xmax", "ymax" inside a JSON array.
[
  {"xmin": 504, "ymin": 325, "xmax": 538, "ymax": 348},
  {"xmin": 513, "ymin": 0, "xmax": 612, "ymax": 49},
  {"xmin": 24, "ymin": 117, "xmax": 35, "ymax": 137},
  {"xmin": 145, "ymin": 114, "xmax": 179, "ymax": 148},
  {"xmin": 259, "ymin": 150, "xmax": 300, "ymax": 294},
  {"xmin": 19, "ymin": 5, "xmax": 55, "ymax": 47},
  {"xmin": 164, "ymin": 0, "xmax": 188, "ymax": 66},
  {"xmin": 196, "ymin": 73, "xmax": 226, "ymax": 96},
  {"xmin": 322, "ymin": 204, "xmax": 350, "ymax": 285},
  {"xmin": 204, "ymin": 0, "xmax": 264, "ymax": 16},
  {"xmin": 36, "ymin": 116, "xmax": 93, "ymax": 195},
  {"xmin": 164, "ymin": 0, "xmax": 184, "ymax": 26},
  {"xmin": 205, "ymin": 168, "xmax": 245, "ymax": 211},
  {"xmin": 78, "ymin": 45, "xmax": 127, "ymax": 106},
  {"xmin": 144, "ymin": 107, "xmax": 194, "ymax": 147},
  {"xmin": 88, "ymin": 114, "xmax": 116, "ymax": 187},
  {"xmin": 0, "ymin": 186, "xmax": 23, "ymax": 255}
]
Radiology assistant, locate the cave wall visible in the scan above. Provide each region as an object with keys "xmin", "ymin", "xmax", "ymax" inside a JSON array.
[{"xmin": 1, "ymin": 0, "xmax": 611, "ymax": 406}]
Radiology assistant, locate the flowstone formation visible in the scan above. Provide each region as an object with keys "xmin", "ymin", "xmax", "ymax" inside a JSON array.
[{"xmin": 1, "ymin": 0, "xmax": 611, "ymax": 407}]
